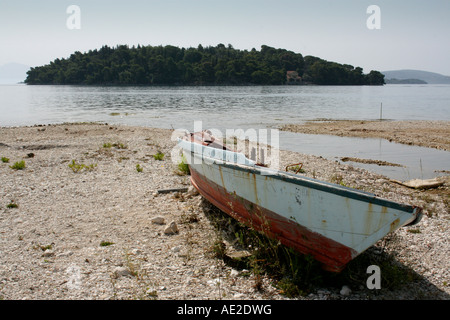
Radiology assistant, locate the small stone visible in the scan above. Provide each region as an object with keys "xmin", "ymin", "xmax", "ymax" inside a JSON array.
[
  {"xmin": 164, "ymin": 221, "xmax": 179, "ymax": 235},
  {"xmin": 113, "ymin": 266, "xmax": 132, "ymax": 278},
  {"xmin": 42, "ymin": 250, "xmax": 55, "ymax": 258},
  {"xmin": 340, "ymin": 285, "xmax": 352, "ymax": 296},
  {"xmin": 207, "ymin": 278, "xmax": 222, "ymax": 286},
  {"xmin": 317, "ymin": 289, "xmax": 330, "ymax": 295},
  {"xmin": 146, "ymin": 288, "xmax": 158, "ymax": 297},
  {"xmin": 230, "ymin": 269, "xmax": 239, "ymax": 277},
  {"xmin": 131, "ymin": 248, "xmax": 142, "ymax": 255},
  {"xmin": 151, "ymin": 216, "xmax": 165, "ymax": 225},
  {"xmin": 171, "ymin": 245, "xmax": 182, "ymax": 253},
  {"xmin": 187, "ymin": 186, "xmax": 199, "ymax": 197},
  {"xmin": 56, "ymin": 251, "xmax": 73, "ymax": 257}
]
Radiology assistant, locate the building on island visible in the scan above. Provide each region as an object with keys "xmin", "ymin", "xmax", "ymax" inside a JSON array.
[{"xmin": 286, "ymin": 71, "xmax": 302, "ymax": 84}]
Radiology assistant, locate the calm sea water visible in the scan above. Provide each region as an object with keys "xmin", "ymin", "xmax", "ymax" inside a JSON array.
[{"xmin": 1, "ymin": 84, "xmax": 449, "ymax": 180}]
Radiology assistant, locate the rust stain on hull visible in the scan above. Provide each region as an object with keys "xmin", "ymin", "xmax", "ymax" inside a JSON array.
[{"xmin": 390, "ymin": 218, "xmax": 401, "ymax": 232}]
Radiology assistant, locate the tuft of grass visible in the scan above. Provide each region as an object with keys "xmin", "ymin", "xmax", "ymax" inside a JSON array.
[
  {"xmin": 177, "ymin": 155, "xmax": 190, "ymax": 175},
  {"xmin": 103, "ymin": 142, "xmax": 128, "ymax": 149},
  {"xmin": 136, "ymin": 164, "xmax": 143, "ymax": 172},
  {"xmin": 113, "ymin": 142, "xmax": 127, "ymax": 149},
  {"xmin": 287, "ymin": 164, "xmax": 305, "ymax": 174},
  {"xmin": 153, "ymin": 151, "xmax": 164, "ymax": 161},
  {"xmin": 109, "ymin": 112, "xmax": 130, "ymax": 117},
  {"xmin": 276, "ymin": 277, "xmax": 305, "ymax": 298},
  {"xmin": 100, "ymin": 241, "xmax": 114, "ymax": 247},
  {"xmin": 40, "ymin": 244, "xmax": 52, "ymax": 251},
  {"xmin": 330, "ymin": 173, "xmax": 344, "ymax": 185},
  {"xmin": 211, "ymin": 238, "xmax": 227, "ymax": 259},
  {"xmin": 10, "ymin": 160, "xmax": 26, "ymax": 170},
  {"xmin": 68, "ymin": 160, "xmax": 97, "ymax": 173},
  {"xmin": 6, "ymin": 201, "xmax": 18, "ymax": 209},
  {"xmin": 1, "ymin": 157, "xmax": 10, "ymax": 163}
]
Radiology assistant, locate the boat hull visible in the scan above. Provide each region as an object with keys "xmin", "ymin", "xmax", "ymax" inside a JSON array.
[{"xmin": 179, "ymin": 137, "xmax": 422, "ymax": 272}]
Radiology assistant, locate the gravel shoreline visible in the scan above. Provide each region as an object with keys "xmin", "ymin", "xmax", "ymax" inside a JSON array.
[{"xmin": 0, "ymin": 123, "xmax": 448, "ymax": 300}]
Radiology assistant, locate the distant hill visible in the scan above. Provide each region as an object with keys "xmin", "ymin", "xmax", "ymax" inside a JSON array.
[
  {"xmin": 382, "ymin": 70, "xmax": 450, "ymax": 84},
  {"xmin": 0, "ymin": 63, "xmax": 30, "ymax": 84},
  {"xmin": 385, "ymin": 78, "xmax": 427, "ymax": 84}
]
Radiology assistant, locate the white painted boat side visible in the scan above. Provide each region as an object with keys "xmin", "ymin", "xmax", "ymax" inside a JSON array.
[{"xmin": 179, "ymin": 139, "xmax": 420, "ymax": 255}]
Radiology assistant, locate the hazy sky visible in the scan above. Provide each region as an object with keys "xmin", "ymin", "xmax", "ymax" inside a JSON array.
[{"xmin": 1, "ymin": 0, "xmax": 449, "ymax": 75}]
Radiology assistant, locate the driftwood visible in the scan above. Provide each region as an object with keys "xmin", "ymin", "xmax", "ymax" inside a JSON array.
[
  {"xmin": 390, "ymin": 178, "xmax": 445, "ymax": 190},
  {"xmin": 157, "ymin": 187, "xmax": 189, "ymax": 194}
]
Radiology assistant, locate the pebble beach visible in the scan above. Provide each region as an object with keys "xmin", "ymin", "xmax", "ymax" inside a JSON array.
[{"xmin": 0, "ymin": 122, "xmax": 448, "ymax": 300}]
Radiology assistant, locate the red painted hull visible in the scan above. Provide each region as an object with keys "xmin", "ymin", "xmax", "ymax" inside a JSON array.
[{"xmin": 190, "ymin": 168, "xmax": 357, "ymax": 272}]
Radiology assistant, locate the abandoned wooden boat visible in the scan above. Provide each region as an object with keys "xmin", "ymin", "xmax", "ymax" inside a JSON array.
[{"xmin": 178, "ymin": 132, "xmax": 422, "ymax": 272}]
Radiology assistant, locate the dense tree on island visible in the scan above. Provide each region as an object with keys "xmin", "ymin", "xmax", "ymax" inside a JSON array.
[{"xmin": 25, "ymin": 44, "xmax": 384, "ymax": 86}]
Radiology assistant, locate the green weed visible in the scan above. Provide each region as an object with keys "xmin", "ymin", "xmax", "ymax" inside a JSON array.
[
  {"xmin": 177, "ymin": 155, "xmax": 190, "ymax": 175},
  {"xmin": 153, "ymin": 151, "xmax": 164, "ymax": 161},
  {"xmin": 287, "ymin": 164, "xmax": 305, "ymax": 174},
  {"xmin": 113, "ymin": 142, "xmax": 128, "ymax": 149},
  {"xmin": 40, "ymin": 244, "xmax": 52, "ymax": 251},
  {"xmin": 100, "ymin": 241, "xmax": 114, "ymax": 247},
  {"xmin": 10, "ymin": 160, "xmax": 26, "ymax": 170},
  {"xmin": 6, "ymin": 201, "xmax": 18, "ymax": 209},
  {"xmin": 103, "ymin": 142, "xmax": 128, "ymax": 149},
  {"xmin": 68, "ymin": 160, "xmax": 97, "ymax": 173}
]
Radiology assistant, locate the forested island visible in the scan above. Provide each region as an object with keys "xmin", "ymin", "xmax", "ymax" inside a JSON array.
[{"xmin": 25, "ymin": 44, "xmax": 385, "ymax": 86}]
